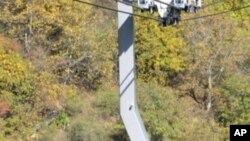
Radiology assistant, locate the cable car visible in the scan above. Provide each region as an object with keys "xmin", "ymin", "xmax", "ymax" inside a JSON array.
[
  {"xmin": 154, "ymin": 0, "xmax": 181, "ymax": 26},
  {"xmin": 137, "ymin": 0, "xmax": 203, "ymax": 26},
  {"xmin": 174, "ymin": 0, "xmax": 186, "ymax": 9},
  {"xmin": 137, "ymin": 0, "xmax": 155, "ymax": 13},
  {"xmin": 184, "ymin": 0, "xmax": 202, "ymax": 12}
]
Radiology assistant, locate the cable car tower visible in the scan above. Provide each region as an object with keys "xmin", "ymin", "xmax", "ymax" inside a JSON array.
[
  {"xmin": 117, "ymin": 0, "xmax": 202, "ymax": 141},
  {"xmin": 118, "ymin": 1, "xmax": 150, "ymax": 140}
]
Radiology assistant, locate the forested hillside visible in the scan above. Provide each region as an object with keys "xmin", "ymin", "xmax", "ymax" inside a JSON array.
[{"xmin": 0, "ymin": 0, "xmax": 249, "ymax": 141}]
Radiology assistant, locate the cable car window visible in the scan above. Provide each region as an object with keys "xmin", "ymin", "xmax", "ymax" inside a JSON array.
[
  {"xmin": 176, "ymin": 0, "xmax": 184, "ymax": 4},
  {"xmin": 139, "ymin": 0, "xmax": 146, "ymax": 4}
]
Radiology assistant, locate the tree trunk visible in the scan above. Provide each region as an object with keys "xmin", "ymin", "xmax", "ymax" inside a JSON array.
[{"xmin": 206, "ymin": 61, "xmax": 213, "ymax": 112}]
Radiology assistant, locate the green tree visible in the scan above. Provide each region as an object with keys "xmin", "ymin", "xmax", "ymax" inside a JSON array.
[
  {"xmin": 179, "ymin": 0, "xmax": 250, "ymax": 114},
  {"xmin": 216, "ymin": 74, "xmax": 250, "ymax": 126},
  {"xmin": 0, "ymin": 0, "xmax": 118, "ymax": 90},
  {"xmin": 135, "ymin": 14, "xmax": 188, "ymax": 85},
  {"xmin": 96, "ymin": 81, "xmax": 224, "ymax": 141},
  {"xmin": 0, "ymin": 45, "xmax": 37, "ymax": 140}
]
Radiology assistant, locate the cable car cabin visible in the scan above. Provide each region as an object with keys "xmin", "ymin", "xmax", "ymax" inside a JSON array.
[
  {"xmin": 152, "ymin": 0, "xmax": 180, "ymax": 26},
  {"xmin": 174, "ymin": 0, "xmax": 185, "ymax": 9},
  {"xmin": 138, "ymin": 0, "xmax": 155, "ymax": 13},
  {"xmin": 184, "ymin": 0, "xmax": 202, "ymax": 12},
  {"xmin": 173, "ymin": 0, "xmax": 203, "ymax": 12},
  {"xmin": 137, "ymin": 0, "xmax": 202, "ymax": 26}
]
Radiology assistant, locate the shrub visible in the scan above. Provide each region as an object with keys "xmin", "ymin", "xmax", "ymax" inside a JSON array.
[
  {"xmin": 94, "ymin": 85, "xmax": 119, "ymax": 118},
  {"xmin": 68, "ymin": 118, "xmax": 109, "ymax": 141}
]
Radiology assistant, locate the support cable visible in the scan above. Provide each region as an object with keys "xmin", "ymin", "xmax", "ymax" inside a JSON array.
[
  {"xmin": 74, "ymin": 0, "xmax": 250, "ymax": 22},
  {"xmin": 74, "ymin": 0, "xmax": 159, "ymax": 21},
  {"xmin": 182, "ymin": 4, "xmax": 250, "ymax": 21}
]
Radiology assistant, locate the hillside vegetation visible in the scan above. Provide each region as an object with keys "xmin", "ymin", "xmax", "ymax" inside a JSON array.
[{"xmin": 0, "ymin": 0, "xmax": 249, "ymax": 141}]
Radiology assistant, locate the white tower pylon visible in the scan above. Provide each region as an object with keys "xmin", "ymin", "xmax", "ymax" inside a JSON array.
[{"xmin": 117, "ymin": 1, "xmax": 150, "ymax": 141}]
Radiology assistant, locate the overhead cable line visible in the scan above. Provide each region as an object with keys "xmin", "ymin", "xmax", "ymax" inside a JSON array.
[
  {"xmin": 74, "ymin": 0, "xmax": 250, "ymax": 22},
  {"xmin": 182, "ymin": 4, "xmax": 250, "ymax": 21},
  {"xmin": 73, "ymin": 0, "xmax": 159, "ymax": 21}
]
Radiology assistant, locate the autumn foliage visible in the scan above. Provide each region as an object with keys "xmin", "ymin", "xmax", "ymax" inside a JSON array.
[{"xmin": 0, "ymin": 0, "xmax": 249, "ymax": 141}]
